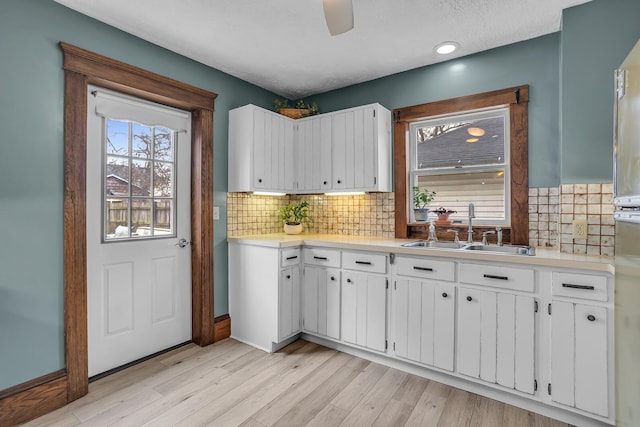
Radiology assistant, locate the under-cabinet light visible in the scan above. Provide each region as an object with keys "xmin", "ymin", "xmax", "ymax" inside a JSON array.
[
  {"xmin": 253, "ymin": 191, "xmax": 286, "ymax": 196},
  {"xmin": 324, "ymin": 192, "xmax": 366, "ymax": 196}
]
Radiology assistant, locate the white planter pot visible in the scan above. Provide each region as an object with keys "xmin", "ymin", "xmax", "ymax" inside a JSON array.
[
  {"xmin": 414, "ymin": 208, "xmax": 430, "ymax": 222},
  {"xmin": 284, "ymin": 223, "xmax": 303, "ymax": 235}
]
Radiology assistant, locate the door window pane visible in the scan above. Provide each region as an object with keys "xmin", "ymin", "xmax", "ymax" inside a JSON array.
[{"xmin": 103, "ymin": 118, "xmax": 177, "ymax": 241}]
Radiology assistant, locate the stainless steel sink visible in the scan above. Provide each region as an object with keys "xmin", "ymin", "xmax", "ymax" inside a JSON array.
[
  {"xmin": 461, "ymin": 244, "xmax": 536, "ymax": 256},
  {"xmin": 401, "ymin": 240, "xmax": 466, "ymax": 249}
]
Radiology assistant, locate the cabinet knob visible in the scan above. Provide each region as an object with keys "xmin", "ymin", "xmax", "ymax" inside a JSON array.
[
  {"xmin": 587, "ymin": 314, "xmax": 596, "ymax": 322},
  {"xmin": 466, "ymin": 296, "xmax": 473, "ymax": 302},
  {"xmin": 286, "ymin": 275, "xmax": 291, "ymax": 279},
  {"xmin": 258, "ymin": 178, "xmax": 262, "ymax": 183},
  {"xmin": 323, "ymin": 181, "xmax": 328, "ymax": 185},
  {"xmin": 337, "ymin": 179, "xmax": 342, "ymax": 184},
  {"xmin": 442, "ymin": 292, "xmax": 448, "ymax": 298},
  {"xmin": 347, "ymin": 278, "xmax": 352, "ymax": 283},
  {"xmin": 330, "ymin": 276, "xmax": 335, "ymax": 281}
]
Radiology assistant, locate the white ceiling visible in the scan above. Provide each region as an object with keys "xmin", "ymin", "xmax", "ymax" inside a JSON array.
[{"xmin": 54, "ymin": 0, "xmax": 590, "ymax": 99}]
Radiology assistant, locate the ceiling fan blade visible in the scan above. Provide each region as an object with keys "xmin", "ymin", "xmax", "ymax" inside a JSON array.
[{"xmin": 323, "ymin": 0, "xmax": 354, "ymax": 36}]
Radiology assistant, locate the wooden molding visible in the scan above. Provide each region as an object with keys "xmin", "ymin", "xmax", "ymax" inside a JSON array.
[
  {"xmin": 214, "ymin": 314, "xmax": 231, "ymax": 341},
  {"xmin": 0, "ymin": 371, "xmax": 68, "ymax": 426},
  {"xmin": 59, "ymin": 41, "xmax": 218, "ymax": 412},
  {"xmin": 393, "ymin": 85, "xmax": 529, "ymax": 243}
]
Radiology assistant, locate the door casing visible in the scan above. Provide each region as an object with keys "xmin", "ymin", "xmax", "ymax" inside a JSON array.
[{"xmin": 61, "ymin": 42, "xmax": 217, "ymax": 402}]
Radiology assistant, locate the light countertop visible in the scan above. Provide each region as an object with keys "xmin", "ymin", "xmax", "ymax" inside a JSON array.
[{"xmin": 227, "ymin": 233, "xmax": 615, "ymax": 274}]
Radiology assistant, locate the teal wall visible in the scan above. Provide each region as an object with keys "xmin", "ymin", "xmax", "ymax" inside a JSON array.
[
  {"xmin": 560, "ymin": 0, "xmax": 640, "ymax": 183},
  {"xmin": 312, "ymin": 34, "xmax": 562, "ymax": 188},
  {"xmin": 0, "ymin": 0, "xmax": 276, "ymax": 390}
]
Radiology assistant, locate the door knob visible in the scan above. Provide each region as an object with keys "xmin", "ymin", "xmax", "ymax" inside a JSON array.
[{"xmin": 175, "ymin": 238, "xmax": 191, "ymax": 248}]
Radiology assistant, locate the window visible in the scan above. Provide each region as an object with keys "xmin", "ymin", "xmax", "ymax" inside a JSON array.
[
  {"xmin": 104, "ymin": 119, "xmax": 177, "ymax": 240},
  {"xmin": 392, "ymin": 85, "xmax": 529, "ymax": 244},
  {"xmin": 409, "ymin": 107, "xmax": 510, "ymax": 225},
  {"xmin": 92, "ymin": 89, "xmax": 190, "ymax": 241}
]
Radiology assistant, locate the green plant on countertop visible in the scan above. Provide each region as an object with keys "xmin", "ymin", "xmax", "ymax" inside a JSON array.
[
  {"xmin": 412, "ymin": 186, "xmax": 436, "ymax": 209},
  {"xmin": 278, "ymin": 201, "xmax": 309, "ymax": 225}
]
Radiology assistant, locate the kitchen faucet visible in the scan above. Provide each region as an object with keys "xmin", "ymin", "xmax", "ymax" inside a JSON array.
[{"xmin": 467, "ymin": 202, "xmax": 475, "ymax": 244}]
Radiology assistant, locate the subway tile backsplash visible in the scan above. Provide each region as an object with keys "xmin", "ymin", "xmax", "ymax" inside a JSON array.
[{"xmin": 229, "ymin": 183, "xmax": 614, "ymax": 256}]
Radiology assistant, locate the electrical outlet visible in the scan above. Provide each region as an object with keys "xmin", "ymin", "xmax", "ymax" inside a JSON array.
[{"xmin": 572, "ymin": 219, "xmax": 587, "ymax": 239}]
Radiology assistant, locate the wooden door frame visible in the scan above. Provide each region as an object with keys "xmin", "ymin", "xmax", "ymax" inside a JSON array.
[{"xmin": 60, "ymin": 42, "xmax": 217, "ymax": 401}]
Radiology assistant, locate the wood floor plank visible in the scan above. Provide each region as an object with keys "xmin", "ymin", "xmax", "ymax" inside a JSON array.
[
  {"xmin": 404, "ymin": 380, "xmax": 451, "ymax": 426},
  {"xmin": 25, "ymin": 339, "xmax": 569, "ymax": 427},
  {"xmin": 338, "ymin": 368, "xmax": 408, "ymax": 426},
  {"xmin": 271, "ymin": 356, "xmax": 370, "ymax": 427},
  {"xmin": 249, "ymin": 351, "xmax": 357, "ymax": 426},
  {"xmin": 206, "ymin": 344, "xmax": 338, "ymax": 426}
]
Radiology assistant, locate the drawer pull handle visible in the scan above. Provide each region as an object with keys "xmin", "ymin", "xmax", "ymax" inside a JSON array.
[
  {"xmin": 562, "ymin": 283, "xmax": 595, "ymax": 290},
  {"xmin": 466, "ymin": 296, "xmax": 473, "ymax": 302},
  {"xmin": 442, "ymin": 292, "xmax": 448, "ymax": 298},
  {"xmin": 313, "ymin": 256, "xmax": 328, "ymax": 261},
  {"xmin": 484, "ymin": 274, "xmax": 508, "ymax": 281},
  {"xmin": 286, "ymin": 255, "xmax": 298, "ymax": 260},
  {"xmin": 413, "ymin": 266, "xmax": 434, "ymax": 272},
  {"xmin": 587, "ymin": 314, "xmax": 596, "ymax": 322},
  {"xmin": 355, "ymin": 261, "xmax": 372, "ymax": 265}
]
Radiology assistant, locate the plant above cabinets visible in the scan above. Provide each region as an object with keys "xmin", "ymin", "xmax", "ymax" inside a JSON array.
[{"xmin": 274, "ymin": 98, "xmax": 319, "ymax": 119}]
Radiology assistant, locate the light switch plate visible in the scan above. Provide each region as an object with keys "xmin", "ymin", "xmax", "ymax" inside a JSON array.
[{"xmin": 213, "ymin": 206, "xmax": 220, "ymax": 220}]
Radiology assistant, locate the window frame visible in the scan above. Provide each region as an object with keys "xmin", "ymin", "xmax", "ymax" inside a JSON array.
[
  {"xmin": 393, "ymin": 85, "xmax": 529, "ymax": 245},
  {"xmin": 408, "ymin": 106, "xmax": 511, "ymax": 226}
]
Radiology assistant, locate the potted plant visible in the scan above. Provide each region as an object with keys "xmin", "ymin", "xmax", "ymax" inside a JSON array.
[
  {"xmin": 274, "ymin": 98, "xmax": 319, "ymax": 119},
  {"xmin": 412, "ymin": 186, "xmax": 436, "ymax": 222},
  {"xmin": 278, "ymin": 201, "xmax": 309, "ymax": 234},
  {"xmin": 433, "ymin": 207, "xmax": 457, "ymax": 224}
]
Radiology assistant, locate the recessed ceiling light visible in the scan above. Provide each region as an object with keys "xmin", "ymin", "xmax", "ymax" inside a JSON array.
[{"xmin": 435, "ymin": 41, "xmax": 459, "ymax": 55}]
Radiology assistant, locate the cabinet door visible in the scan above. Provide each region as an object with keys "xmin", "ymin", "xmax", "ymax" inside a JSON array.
[
  {"xmin": 575, "ymin": 304, "xmax": 608, "ymax": 417},
  {"xmin": 332, "ymin": 106, "xmax": 377, "ymax": 191},
  {"xmin": 457, "ymin": 287, "xmax": 487, "ymax": 379},
  {"xmin": 395, "ymin": 279, "xmax": 455, "ymax": 371},
  {"xmin": 326, "ymin": 270, "xmax": 341, "ymax": 340},
  {"xmin": 342, "ymin": 272, "xmax": 386, "ymax": 352},
  {"xmin": 551, "ymin": 301, "xmax": 609, "ymax": 417},
  {"xmin": 341, "ymin": 272, "xmax": 357, "ymax": 344},
  {"xmin": 303, "ymin": 267, "xmax": 320, "ymax": 333},
  {"xmin": 252, "ymin": 108, "xmax": 268, "ymax": 189},
  {"xmin": 272, "ymin": 113, "xmax": 295, "ymax": 192},
  {"xmin": 297, "ymin": 116, "xmax": 331, "ymax": 192},
  {"xmin": 279, "ymin": 266, "xmax": 300, "ymax": 340}
]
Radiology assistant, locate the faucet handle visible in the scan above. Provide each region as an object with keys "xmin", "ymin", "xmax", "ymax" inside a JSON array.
[
  {"xmin": 482, "ymin": 230, "xmax": 496, "ymax": 245},
  {"xmin": 446, "ymin": 229, "xmax": 460, "ymax": 244},
  {"xmin": 495, "ymin": 226, "xmax": 503, "ymax": 246}
]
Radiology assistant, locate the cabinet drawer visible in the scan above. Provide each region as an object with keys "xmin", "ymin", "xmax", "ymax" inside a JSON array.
[
  {"xmin": 552, "ymin": 272, "xmax": 608, "ymax": 302},
  {"xmin": 460, "ymin": 263, "xmax": 534, "ymax": 292},
  {"xmin": 395, "ymin": 256, "xmax": 455, "ymax": 282},
  {"xmin": 342, "ymin": 251, "xmax": 387, "ymax": 274},
  {"xmin": 281, "ymin": 248, "xmax": 301, "ymax": 267},
  {"xmin": 303, "ymin": 248, "xmax": 341, "ymax": 268}
]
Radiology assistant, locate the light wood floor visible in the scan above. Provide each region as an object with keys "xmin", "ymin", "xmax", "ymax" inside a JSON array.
[{"xmin": 24, "ymin": 339, "xmax": 567, "ymax": 427}]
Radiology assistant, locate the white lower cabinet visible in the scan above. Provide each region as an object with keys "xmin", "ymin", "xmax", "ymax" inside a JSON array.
[
  {"xmin": 302, "ymin": 266, "xmax": 341, "ymax": 340},
  {"xmin": 394, "ymin": 278, "xmax": 455, "ymax": 371},
  {"xmin": 279, "ymin": 266, "xmax": 301, "ymax": 341},
  {"xmin": 457, "ymin": 287, "xmax": 536, "ymax": 394},
  {"xmin": 550, "ymin": 301, "xmax": 609, "ymax": 417},
  {"xmin": 341, "ymin": 271, "xmax": 387, "ymax": 352}
]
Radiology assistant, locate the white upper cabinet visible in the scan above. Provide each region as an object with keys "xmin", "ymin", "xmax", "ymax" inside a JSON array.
[
  {"xmin": 331, "ymin": 104, "xmax": 392, "ymax": 192},
  {"xmin": 296, "ymin": 114, "xmax": 332, "ymax": 192},
  {"xmin": 228, "ymin": 103, "xmax": 392, "ymax": 194},
  {"xmin": 228, "ymin": 104, "xmax": 295, "ymax": 193}
]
